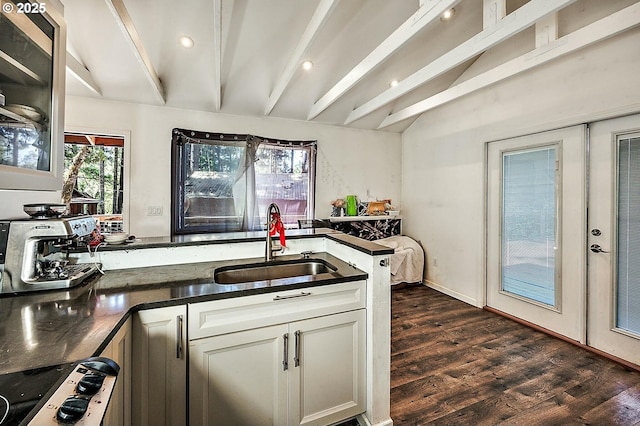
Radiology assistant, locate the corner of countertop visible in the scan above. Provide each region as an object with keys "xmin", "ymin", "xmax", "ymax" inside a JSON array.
[{"xmin": 326, "ymin": 233, "xmax": 394, "ymax": 256}]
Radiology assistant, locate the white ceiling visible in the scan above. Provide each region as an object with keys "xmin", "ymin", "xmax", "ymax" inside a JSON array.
[{"xmin": 61, "ymin": 0, "xmax": 640, "ymax": 133}]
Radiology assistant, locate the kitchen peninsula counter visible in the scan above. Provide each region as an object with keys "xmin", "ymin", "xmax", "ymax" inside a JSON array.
[
  {"xmin": 0, "ymin": 229, "xmax": 393, "ymax": 426},
  {"xmin": 0, "ymin": 230, "xmax": 391, "ymax": 376}
]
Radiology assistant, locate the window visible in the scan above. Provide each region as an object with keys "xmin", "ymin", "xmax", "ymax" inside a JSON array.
[
  {"xmin": 501, "ymin": 146, "xmax": 559, "ymax": 307},
  {"xmin": 63, "ymin": 133, "xmax": 125, "ymax": 232},
  {"xmin": 171, "ymin": 128, "xmax": 316, "ymax": 234},
  {"xmin": 616, "ymin": 135, "xmax": 640, "ymax": 335}
]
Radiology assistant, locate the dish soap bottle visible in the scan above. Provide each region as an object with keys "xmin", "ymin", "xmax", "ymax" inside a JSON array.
[{"xmin": 346, "ymin": 195, "xmax": 358, "ymax": 216}]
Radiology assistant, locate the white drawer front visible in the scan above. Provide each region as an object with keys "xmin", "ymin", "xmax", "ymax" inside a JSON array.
[{"xmin": 188, "ymin": 281, "xmax": 366, "ymax": 340}]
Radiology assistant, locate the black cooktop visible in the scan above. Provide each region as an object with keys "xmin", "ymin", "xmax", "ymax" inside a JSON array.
[{"xmin": 0, "ymin": 363, "xmax": 73, "ymax": 426}]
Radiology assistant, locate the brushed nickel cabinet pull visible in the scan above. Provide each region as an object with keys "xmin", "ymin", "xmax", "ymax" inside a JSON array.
[
  {"xmin": 273, "ymin": 292, "xmax": 311, "ymax": 301},
  {"xmin": 283, "ymin": 333, "xmax": 289, "ymax": 371},
  {"xmin": 294, "ymin": 330, "xmax": 301, "ymax": 367},
  {"xmin": 176, "ymin": 315, "xmax": 183, "ymax": 359}
]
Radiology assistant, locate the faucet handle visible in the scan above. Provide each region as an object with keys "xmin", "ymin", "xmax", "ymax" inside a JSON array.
[{"xmin": 300, "ymin": 251, "xmax": 313, "ymax": 259}]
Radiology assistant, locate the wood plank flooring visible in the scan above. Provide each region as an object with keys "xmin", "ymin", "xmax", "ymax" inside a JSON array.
[{"xmin": 391, "ymin": 285, "xmax": 640, "ymax": 425}]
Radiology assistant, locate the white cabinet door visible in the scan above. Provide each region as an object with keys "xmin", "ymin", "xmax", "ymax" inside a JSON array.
[
  {"xmin": 289, "ymin": 309, "xmax": 366, "ymax": 426},
  {"xmin": 189, "ymin": 324, "xmax": 289, "ymax": 426},
  {"xmin": 101, "ymin": 318, "xmax": 132, "ymax": 426},
  {"xmin": 132, "ymin": 305, "xmax": 187, "ymax": 426},
  {"xmin": 189, "ymin": 309, "xmax": 366, "ymax": 426}
]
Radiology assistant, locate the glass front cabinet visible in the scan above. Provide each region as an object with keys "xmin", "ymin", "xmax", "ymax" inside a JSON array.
[{"xmin": 0, "ymin": 1, "xmax": 66, "ymax": 190}]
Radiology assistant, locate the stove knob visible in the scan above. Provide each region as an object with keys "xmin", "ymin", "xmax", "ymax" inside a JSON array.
[
  {"xmin": 76, "ymin": 372, "xmax": 106, "ymax": 395},
  {"xmin": 56, "ymin": 396, "xmax": 90, "ymax": 423}
]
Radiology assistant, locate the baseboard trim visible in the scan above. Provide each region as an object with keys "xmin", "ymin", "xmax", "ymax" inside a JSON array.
[{"xmin": 423, "ymin": 280, "xmax": 478, "ymax": 307}]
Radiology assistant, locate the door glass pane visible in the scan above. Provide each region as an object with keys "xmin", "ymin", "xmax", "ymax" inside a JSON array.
[
  {"xmin": 501, "ymin": 147, "xmax": 557, "ymax": 306},
  {"xmin": 616, "ymin": 136, "xmax": 640, "ymax": 335}
]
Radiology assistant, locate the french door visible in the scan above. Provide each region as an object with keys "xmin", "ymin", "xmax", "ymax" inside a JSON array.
[
  {"xmin": 486, "ymin": 126, "xmax": 587, "ymax": 342},
  {"xmin": 488, "ymin": 117, "xmax": 640, "ymax": 365},
  {"xmin": 588, "ymin": 114, "xmax": 640, "ymax": 365}
]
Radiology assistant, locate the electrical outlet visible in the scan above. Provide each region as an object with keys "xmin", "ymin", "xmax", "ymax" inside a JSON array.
[
  {"xmin": 147, "ymin": 206, "xmax": 163, "ymax": 216},
  {"xmin": 433, "ymin": 257, "xmax": 438, "ymax": 267}
]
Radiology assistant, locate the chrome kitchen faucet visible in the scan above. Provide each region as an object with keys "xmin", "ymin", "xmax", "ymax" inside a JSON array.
[{"xmin": 265, "ymin": 203, "xmax": 284, "ymax": 262}]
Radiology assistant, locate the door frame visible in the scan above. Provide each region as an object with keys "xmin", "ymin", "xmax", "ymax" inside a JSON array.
[{"xmin": 484, "ymin": 125, "xmax": 588, "ymax": 343}]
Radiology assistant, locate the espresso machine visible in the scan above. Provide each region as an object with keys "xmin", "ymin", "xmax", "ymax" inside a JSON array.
[{"xmin": 0, "ymin": 204, "xmax": 101, "ymax": 294}]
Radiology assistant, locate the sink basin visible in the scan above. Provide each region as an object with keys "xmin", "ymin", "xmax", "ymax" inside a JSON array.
[{"xmin": 214, "ymin": 259, "xmax": 338, "ymax": 284}]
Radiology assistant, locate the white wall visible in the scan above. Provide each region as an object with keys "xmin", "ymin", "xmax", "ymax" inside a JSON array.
[
  {"xmin": 401, "ymin": 27, "xmax": 640, "ymax": 306},
  {"xmin": 58, "ymin": 97, "xmax": 402, "ymax": 237}
]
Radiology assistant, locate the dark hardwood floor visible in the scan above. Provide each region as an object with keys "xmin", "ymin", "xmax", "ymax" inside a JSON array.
[{"xmin": 390, "ymin": 285, "xmax": 640, "ymax": 425}]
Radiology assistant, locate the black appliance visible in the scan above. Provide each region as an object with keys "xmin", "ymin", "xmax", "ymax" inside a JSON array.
[
  {"xmin": 0, "ymin": 364, "xmax": 73, "ymax": 425},
  {"xmin": 0, "ymin": 357, "xmax": 118, "ymax": 425}
]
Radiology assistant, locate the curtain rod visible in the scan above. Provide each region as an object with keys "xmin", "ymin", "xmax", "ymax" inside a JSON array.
[{"xmin": 172, "ymin": 128, "xmax": 316, "ymax": 147}]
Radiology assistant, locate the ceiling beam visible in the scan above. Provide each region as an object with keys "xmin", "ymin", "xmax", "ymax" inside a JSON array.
[
  {"xmin": 483, "ymin": 0, "xmax": 506, "ymax": 29},
  {"xmin": 104, "ymin": 0, "xmax": 165, "ymax": 104},
  {"xmin": 307, "ymin": 0, "xmax": 460, "ymax": 120},
  {"xmin": 213, "ymin": 0, "xmax": 222, "ymax": 111},
  {"xmin": 535, "ymin": 12, "xmax": 558, "ymax": 48},
  {"xmin": 345, "ymin": 0, "xmax": 577, "ymax": 125},
  {"xmin": 66, "ymin": 53, "xmax": 102, "ymax": 96},
  {"xmin": 265, "ymin": 0, "xmax": 339, "ymax": 116},
  {"xmin": 378, "ymin": 1, "xmax": 640, "ymax": 129}
]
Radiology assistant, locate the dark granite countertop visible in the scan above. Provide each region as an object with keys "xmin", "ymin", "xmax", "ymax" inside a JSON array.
[{"xmin": 0, "ymin": 252, "xmax": 368, "ymax": 377}]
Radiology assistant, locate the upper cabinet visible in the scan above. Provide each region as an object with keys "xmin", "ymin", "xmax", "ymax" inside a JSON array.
[{"xmin": 0, "ymin": 1, "xmax": 66, "ymax": 190}]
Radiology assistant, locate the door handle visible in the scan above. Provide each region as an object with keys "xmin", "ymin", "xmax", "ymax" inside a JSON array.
[
  {"xmin": 176, "ymin": 315, "xmax": 183, "ymax": 359},
  {"xmin": 294, "ymin": 330, "xmax": 301, "ymax": 367},
  {"xmin": 273, "ymin": 292, "xmax": 311, "ymax": 301},
  {"xmin": 282, "ymin": 333, "xmax": 289, "ymax": 371},
  {"xmin": 590, "ymin": 244, "xmax": 610, "ymax": 253}
]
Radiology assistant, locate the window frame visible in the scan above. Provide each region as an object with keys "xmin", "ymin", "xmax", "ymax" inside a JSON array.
[{"xmin": 171, "ymin": 128, "xmax": 317, "ymax": 235}]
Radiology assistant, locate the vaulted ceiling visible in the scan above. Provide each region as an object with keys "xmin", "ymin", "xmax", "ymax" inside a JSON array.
[{"xmin": 61, "ymin": 0, "xmax": 640, "ymax": 133}]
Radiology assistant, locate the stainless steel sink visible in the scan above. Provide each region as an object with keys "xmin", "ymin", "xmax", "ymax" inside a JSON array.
[{"xmin": 214, "ymin": 259, "xmax": 338, "ymax": 284}]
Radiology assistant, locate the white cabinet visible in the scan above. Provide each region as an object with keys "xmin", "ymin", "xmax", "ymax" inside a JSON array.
[
  {"xmin": 190, "ymin": 324, "xmax": 289, "ymax": 426},
  {"xmin": 101, "ymin": 318, "xmax": 132, "ymax": 426},
  {"xmin": 289, "ymin": 310, "xmax": 366, "ymax": 425},
  {"xmin": 132, "ymin": 305, "xmax": 187, "ymax": 426},
  {"xmin": 189, "ymin": 282, "xmax": 367, "ymax": 426}
]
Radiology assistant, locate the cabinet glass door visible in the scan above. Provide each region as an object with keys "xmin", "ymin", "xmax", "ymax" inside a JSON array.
[{"xmin": 0, "ymin": 6, "xmax": 54, "ymax": 171}]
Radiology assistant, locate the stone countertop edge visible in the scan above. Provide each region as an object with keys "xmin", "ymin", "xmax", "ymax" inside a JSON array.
[
  {"xmin": 325, "ymin": 233, "xmax": 394, "ymax": 255},
  {"xmin": 96, "ymin": 228, "xmax": 395, "ymax": 256}
]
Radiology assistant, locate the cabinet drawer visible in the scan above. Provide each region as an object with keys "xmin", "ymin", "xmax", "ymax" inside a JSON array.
[{"xmin": 188, "ymin": 280, "xmax": 365, "ymax": 340}]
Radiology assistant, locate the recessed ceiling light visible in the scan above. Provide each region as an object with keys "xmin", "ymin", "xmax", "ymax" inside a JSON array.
[
  {"xmin": 179, "ymin": 35, "xmax": 194, "ymax": 48},
  {"xmin": 302, "ymin": 60, "xmax": 313, "ymax": 71},
  {"xmin": 389, "ymin": 80, "xmax": 399, "ymax": 88},
  {"xmin": 441, "ymin": 8, "xmax": 455, "ymax": 21}
]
